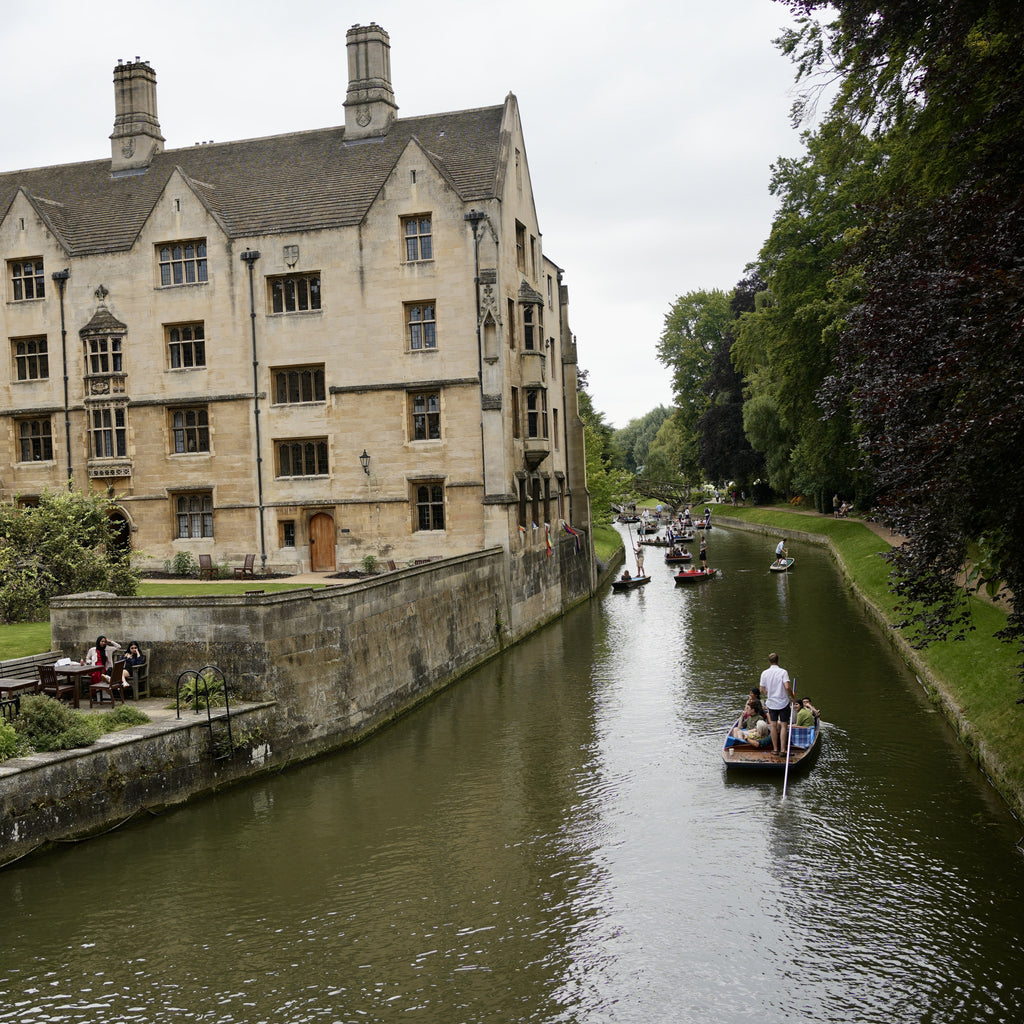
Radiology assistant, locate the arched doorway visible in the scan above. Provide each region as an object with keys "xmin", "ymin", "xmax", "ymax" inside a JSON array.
[
  {"xmin": 309, "ymin": 512, "xmax": 336, "ymax": 571},
  {"xmin": 108, "ymin": 509, "xmax": 132, "ymax": 556}
]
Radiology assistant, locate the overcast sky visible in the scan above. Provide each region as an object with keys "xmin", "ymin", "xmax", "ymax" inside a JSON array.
[{"xmin": 4, "ymin": 0, "xmax": 805, "ymax": 430}]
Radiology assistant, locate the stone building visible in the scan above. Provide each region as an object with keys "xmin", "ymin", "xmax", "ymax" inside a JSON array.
[{"xmin": 0, "ymin": 23, "xmax": 591, "ymax": 575}]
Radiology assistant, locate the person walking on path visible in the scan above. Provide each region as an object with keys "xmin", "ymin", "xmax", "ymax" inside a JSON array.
[{"xmin": 759, "ymin": 652, "xmax": 794, "ymax": 756}]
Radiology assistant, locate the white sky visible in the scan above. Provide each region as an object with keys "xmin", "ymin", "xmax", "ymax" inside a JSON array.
[{"xmin": 3, "ymin": 0, "xmax": 805, "ymax": 430}]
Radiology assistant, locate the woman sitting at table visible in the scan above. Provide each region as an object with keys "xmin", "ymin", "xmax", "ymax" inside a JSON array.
[
  {"xmin": 85, "ymin": 635, "xmax": 124, "ymax": 691},
  {"xmin": 122, "ymin": 641, "xmax": 146, "ymax": 696}
]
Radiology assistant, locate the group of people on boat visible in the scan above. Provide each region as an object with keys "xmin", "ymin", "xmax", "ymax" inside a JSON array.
[{"xmin": 729, "ymin": 652, "xmax": 819, "ymax": 756}]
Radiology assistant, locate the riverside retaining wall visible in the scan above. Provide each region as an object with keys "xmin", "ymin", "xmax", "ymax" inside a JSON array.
[{"xmin": 1, "ymin": 535, "xmax": 594, "ymax": 867}]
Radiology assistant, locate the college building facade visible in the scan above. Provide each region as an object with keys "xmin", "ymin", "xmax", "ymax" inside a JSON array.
[{"xmin": 0, "ymin": 23, "xmax": 592, "ymax": 576}]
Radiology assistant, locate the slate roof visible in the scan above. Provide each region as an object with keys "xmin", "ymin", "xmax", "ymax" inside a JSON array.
[{"xmin": 0, "ymin": 105, "xmax": 507, "ymax": 256}]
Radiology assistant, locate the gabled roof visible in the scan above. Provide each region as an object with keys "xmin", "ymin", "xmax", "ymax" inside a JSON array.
[{"xmin": 0, "ymin": 105, "xmax": 506, "ymax": 256}]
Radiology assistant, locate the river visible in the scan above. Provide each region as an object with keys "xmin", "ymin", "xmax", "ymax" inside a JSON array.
[{"xmin": 2, "ymin": 525, "xmax": 1023, "ymax": 1023}]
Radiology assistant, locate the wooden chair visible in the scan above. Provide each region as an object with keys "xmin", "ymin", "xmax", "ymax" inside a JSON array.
[
  {"xmin": 38, "ymin": 664, "xmax": 75, "ymax": 703},
  {"xmin": 90, "ymin": 658, "xmax": 126, "ymax": 707},
  {"xmin": 234, "ymin": 553, "xmax": 256, "ymax": 579},
  {"xmin": 198, "ymin": 554, "xmax": 216, "ymax": 580},
  {"xmin": 128, "ymin": 656, "xmax": 150, "ymax": 700}
]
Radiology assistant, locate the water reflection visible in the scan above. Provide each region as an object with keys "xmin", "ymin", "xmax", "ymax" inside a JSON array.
[{"xmin": 2, "ymin": 526, "xmax": 1023, "ymax": 1022}]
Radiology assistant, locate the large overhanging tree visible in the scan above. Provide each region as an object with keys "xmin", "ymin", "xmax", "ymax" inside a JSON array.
[{"xmin": 780, "ymin": 0, "xmax": 1024, "ymax": 678}]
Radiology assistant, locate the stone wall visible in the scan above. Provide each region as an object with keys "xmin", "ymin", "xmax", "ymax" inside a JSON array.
[
  {"xmin": 0, "ymin": 705, "xmax": 277, "ymax": 866},
  {"xmin": 0, "ymin": 539, "xmax": 593, "ymax": 865}
]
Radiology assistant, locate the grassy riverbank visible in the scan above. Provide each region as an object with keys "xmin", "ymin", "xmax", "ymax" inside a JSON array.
[{"xmin": 713, "ymin": 504, "xmax": 1023, "ymax": 818}]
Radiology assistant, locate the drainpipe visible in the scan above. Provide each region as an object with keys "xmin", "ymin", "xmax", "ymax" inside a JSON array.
[
  {"xmin": 240, "ymin": 250, "xmax": 267, "ymax": 573},
  {"xmin": 465, "ymin": 209, "xmax": 488, "ymax": 486},
  {"xmin": 51, "ymin": 268, "xmax": 72, "ymax": 489}
]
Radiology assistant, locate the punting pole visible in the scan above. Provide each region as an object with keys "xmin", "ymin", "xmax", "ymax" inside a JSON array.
[{"xmin": 782, "ymin": 678, "xmax": 796, "ymax": 800}]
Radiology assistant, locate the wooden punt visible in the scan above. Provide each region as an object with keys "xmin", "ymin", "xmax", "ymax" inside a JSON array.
[
  {"xmin": 673, "ymin": 567, "xmax": 716, "ymax": 583},
  {"xmin": 722, "ymin": 713, "xmax": 821, "ymax": 771},
  {"xmin": 611, "ymin": 574, "xmax": 652, "ymax": 592}
]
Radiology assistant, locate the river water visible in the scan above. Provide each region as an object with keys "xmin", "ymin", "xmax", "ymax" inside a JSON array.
[{"xmin": 2, "ymin": 526, "xmax": 1023, "ymax": 1023}]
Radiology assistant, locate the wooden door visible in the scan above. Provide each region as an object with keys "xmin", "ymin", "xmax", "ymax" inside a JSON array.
[{"xmin": 309, "ymin": 513, "xmax": 336, "ymax": 571}]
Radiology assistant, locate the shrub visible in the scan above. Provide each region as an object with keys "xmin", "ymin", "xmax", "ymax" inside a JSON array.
[
  {"xmin": 361, "ymin": 554, "xmax": 379, "ymax": 574},
  {"xmin": 99, "ymin": 704, "xmax": 150, "ymax": 731},
  {"xmin": 164, "ymin": 551, "xmax": 197, "ymax": 577},
  {"xmin": 0, "ymin": 719, "xmax": 24, "ymax": 761},
  {"xmin": 14, "ymin": 694, "xmax": 103, "ymax": 751},
  {"xmin": 176, "ymin": 668, "xmax": 225, "ymax": 710}
]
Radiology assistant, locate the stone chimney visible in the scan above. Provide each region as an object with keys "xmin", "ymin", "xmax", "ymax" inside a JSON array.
[
  {"xmin": 110, "ymin": 59, "xmax": 165, "ymax": 173},
  {"xmin": 343, "ymin": 23, "xmax": 398, "ymax": 139}
]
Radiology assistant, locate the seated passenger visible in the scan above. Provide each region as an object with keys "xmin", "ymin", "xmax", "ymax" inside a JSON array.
[
  {"xmin": 795, "ymin": 697, "xmax": 818, "ymax": 728},
  {"xmin": 731, "ymin": 699, "xmax": 769, "ymax": 743},
  {"xmin": 621, "ymin": 570, "xmax": 632, "ymax": 582}
]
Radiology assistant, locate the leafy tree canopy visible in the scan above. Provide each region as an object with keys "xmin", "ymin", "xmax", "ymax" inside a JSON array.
[
  {"xmin": 0, "ymin": 489, "xmax": 140, "ymax": 623},
  {"xmin": 779, "ymin": 0, "xmax": 1024, "ymax": 676}
]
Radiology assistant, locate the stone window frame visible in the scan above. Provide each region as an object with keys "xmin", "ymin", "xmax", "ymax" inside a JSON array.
[
  {"xmin": 275, "ymin": 437, "xmax": 329, "ymax": 478},
  {"xmin": 8, "ymin": 258, "xmax": 45, "ymax": 301},
  {"xmin": 408, "ymin": 389, "xmax": 441, "ymax": 441},
  {"xmin": 268, "ymin": 273, "xmax": 321, "ymax": 314},
  {"xmin": 90, "ymin": 403, "xmax": 128, "ymax": 459},
  {"xmin": 12, "ymin": 336, "xmax": 49, "ymax": 381},
  {"xmin": 87, "ymin": 335, "xmax": 123, "ymax": 376},
  {"xmin": 170, "ymin": 406, "xmax": 210, "ymax": 455},
  {"xmin": 525, "ymin": 387, "xmax": 548, "ymax": 440},
  {"xmin": 157, "ymin": 240, "xmax": 208, "ymax": 287},
  {"xmin": 412, "ymin": 479, "xmax": 446, "ymax": 532},
  {"xmin": 402, "ymin": 215, "xmax": 433, "ymax": 262},
  {"xmin": 272, "ymin": 365, "xmax": 326, "ymax": 405},
  {"xmin": 405, "ymin": 301, "xmax": 437, "ymax": 351},
  {"xmin": 174, "ymin": 492, "xmax": 214, "ymax": 539},
  {"xmin": 167, "ymin": 322, "xmax": 206, "ymax": 369},
  {"xmin": 16, "ymin": 417, "xmax": 53, "ymax": 463}
]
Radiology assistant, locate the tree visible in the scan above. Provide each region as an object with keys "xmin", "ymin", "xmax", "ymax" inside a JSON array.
[
  {"xmin": 615, "ymin": 406, "xmax": 672, "ymax": 475},
  {"xmin": 781, "ymin": 1, "xmax": 1024, "ymax": 678},
  {"xmin": 578, "ymin": 377, "xmax": 635, "ymax": 521},
  {"xmin": 697, "ymin": 274, "xmax": 765, "ymax": 489},
  {"xmin": 657, "ymin": 290, "xmax": 733, "ymax": 438},
  {"xmin": 732, "ymin": 115, "xmax": 878, "ymax": 501},
  {"xmin": 0, "ymin": 489, "xmax": 140, "ymax": 623}
]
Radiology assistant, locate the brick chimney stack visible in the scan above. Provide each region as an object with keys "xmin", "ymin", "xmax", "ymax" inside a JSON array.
[
  {"xmin": 110, "ymin": 59, "xmax": 165, "ymax": 173},
  {"xmin": 343, "ymin": 23, "xmax": 398, "ymax": 140}
]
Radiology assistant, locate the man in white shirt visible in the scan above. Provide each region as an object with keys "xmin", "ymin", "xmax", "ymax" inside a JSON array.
[{"xmin": 759, "ymin": 652, "xmax": 794, "ymax": 756}]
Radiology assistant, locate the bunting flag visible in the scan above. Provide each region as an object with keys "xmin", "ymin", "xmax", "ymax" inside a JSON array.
[
  {"xmin": 532, "ymin": 522, "xmax": 539, "ymax": 530},
  {"xmin": 545, "ymin": 523, "xmax": 553, "ymax": 556},
  {"xmin": 518, "ymin": 524, "xmax": 527, "ymax": 536},
  {"xmin": 561, "ymin": 520, "xmax": 581, "ymax": 552}
]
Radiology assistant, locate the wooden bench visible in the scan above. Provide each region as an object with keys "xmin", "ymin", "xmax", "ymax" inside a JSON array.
[{"xmin": 0, "ymin": 651, "xmax": 62, "ymax": 699}]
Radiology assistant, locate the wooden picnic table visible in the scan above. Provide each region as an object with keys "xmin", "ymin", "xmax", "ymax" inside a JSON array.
[
  {"xmin": 53, "ymin": 663, "xmax": 96, "ymax": 709},
  {"xmin": 0, "ymin": 677, "xmax": 40, "ymax": 699}
]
